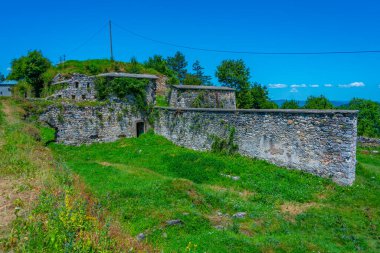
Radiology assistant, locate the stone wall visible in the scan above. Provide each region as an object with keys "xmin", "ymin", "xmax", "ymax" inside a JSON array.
[
  {"xmin": 40, "ymin": 102, "xmax": 148, "ymax": 145},
  {"xmin": 357, "ymin": 136, "xmax": 380, "ymax": 146},
  {"xmin": 154, "ymin": 107, "xmax": 358, "ymax": 185},
  {"xmin": 48, "ymin": 73, "xmax": 158, "ymax": 103},
  {"xmin": 169, "ymin": 86, "xmax": 236, "ymax": 109},
  {"xmin": 155, "ymin": 75, "xmax": 169, "ymax": 96},
  {"xmin": 49, "ymin": 74, "xmax": 97, "ymax": 101}
]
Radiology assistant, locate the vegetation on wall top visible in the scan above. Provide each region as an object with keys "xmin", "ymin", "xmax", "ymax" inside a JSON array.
[{"xmin": 94, "ymin": 77, "xmax": 149, "ymax": 109}]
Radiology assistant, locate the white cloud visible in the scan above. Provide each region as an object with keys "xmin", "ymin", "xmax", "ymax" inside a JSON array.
[
  {"xmin": 290, "ymin": 87, "xmax": 298, "ymax": 93},
  {"xmin": 310, "ymin": 84, "xmax": 319, "ymax": 88},
  {"xmin": 324, "ymin": 84, "xmax": 333, "ymax": 87},
  {"xmin": 290, "ymin": 84, "xmax": 307, "ymax": 88},
  {"xmin": 338, "ymin": 82, "xmax": 365, "ymax": 88},
  {"xmin": 6, "ymin": 67, "xmax": 11, "ymax": 71},
  {"xmin": 268, "ymin": 83, "xmax": 287, "ymax": 89}
]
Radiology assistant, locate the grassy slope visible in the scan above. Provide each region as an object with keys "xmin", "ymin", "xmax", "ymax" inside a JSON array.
[
  {"xmin": 0, "ymin": 98, "xmax": 152, "ymax": 252},
  {"xmin": 47, "ymin": 131, "xmax": 380, "ymax": 252},
  {"xmin": 42, "ymin": 59, "xmax": 160, "ymax": 83}
]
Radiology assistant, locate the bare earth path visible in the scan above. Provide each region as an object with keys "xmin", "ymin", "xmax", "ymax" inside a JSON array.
[{"xmin": 0, "ymin": 99, "xmax": 39, "ymax": 239}]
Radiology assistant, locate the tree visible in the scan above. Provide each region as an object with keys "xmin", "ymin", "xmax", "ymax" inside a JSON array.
[
  {"xmin": 281, "ymin": 99, "xmax": 300, "ymax": 109},
  {"xmin": 183, "ymin": 74, "xmax": 202, "ymax": 85},
  {"xmin": 215, "ymin": 59, "xmax": 253, "ymax": 108},
  {"xmin": 128, "ymin": 57, "xmax": 142, "ymax": 73},
  {"xmin": 0, "ymin": 72, "xmax": 5, "ymax": 82},
  {"xmin": 303, "ymin": 95, "xmax": 334, "ymax": 109},
  {"xmin": 347, "ymin": 98, "xmax": 380, "ymax": 137},
  {"xmin": 215, "ymin": 59, "xmax": 250, "ymax": 91},
  {"xmin": 192, "ymin": 60, "xmax": 212, "ymax": 85},
  {"xmin": 250, "ymin": 83, "xmax": 278, "ymax": 109},
  {"xmin": 8, "ymin": 50, "xmax": 51, "ymax": 97},
  {"xmin": 215, "ymin": 60, "xmax": 276, "ymax": 109},
  {"xmin": 144, "ymin": 55, "xmax": 179, "ymax": 84},
  {"xmin": 145, "ymin": 55, "xmax": 169, "ymax": 74},
  {"xmin": 167, "ymin": 51, "xmax": 188, "ymax": 83}
]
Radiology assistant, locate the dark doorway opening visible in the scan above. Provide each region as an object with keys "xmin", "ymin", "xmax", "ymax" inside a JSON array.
[{"xmin": 136, "ymin": 122, "xmax": 145, "ymax": 137}]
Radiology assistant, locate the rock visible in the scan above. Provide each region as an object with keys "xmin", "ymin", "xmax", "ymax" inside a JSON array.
[
  {"xmin": 136, "ymin": 233, "xmax": 146, "ymax": 241},
  {"xmin": 162, "ymin": 232, "xmax": 167, "ymax": 238},
  {"xmin": 214, "ymin": 225, "xmax": 225, "ymax": 230},
  {"xmin": 220, "ymin": 173, "xmax": 240, "ymax": 181},
  {"xmin": 232, "ymin": 212, "xmax": 247, "ymax": 218},
  {"xmin": 166, "ymin": 219, "xmax": 183, "ymax": 226}
]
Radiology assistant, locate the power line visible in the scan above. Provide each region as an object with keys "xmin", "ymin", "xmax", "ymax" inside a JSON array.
[
  {"xmin": 113, "ymin": 22, "xmax": 380, "ymax": 55},
  {"xmin": 66, "ymin": 22, "xmax": 108, "ymax": 55}
]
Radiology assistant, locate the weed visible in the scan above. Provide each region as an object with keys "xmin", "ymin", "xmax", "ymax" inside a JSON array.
[{"xmin": 210, "ymin": 127, "xmax": 238, "ymax": 155}]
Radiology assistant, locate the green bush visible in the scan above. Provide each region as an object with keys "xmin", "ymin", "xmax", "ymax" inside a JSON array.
[
  {"xmin": 210, "ymin": 127, "xmax": 238, "ymax": 155},
  {"xmin": 303, "ymin": 95, "xmax": 334, "ymax": 109},
  {"xmin": 347, "ymin": 98, "xmax": 380, "ymax": 137}
]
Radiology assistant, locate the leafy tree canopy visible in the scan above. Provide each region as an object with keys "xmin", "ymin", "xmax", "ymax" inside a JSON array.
[
  {"xmin": 183, "ymin": 74, "xmax": 202, "ymax": 85},
  {"xmin": 249, "ymin": 83, "xmax": 278, "ymax": 109},
  {"xmin": 281, "ymin": 100, "xmax": 300, "ymax": 109},
  {"xmin": 215, "ymin": 59, "xmax": 250, "ymax": 91},
  {"xmin": 8, "ymin": 50, "xmax": 51, "ymax": 97},
  {"xmin": 0, "ymin": 72, "xmax": 5, "ymax": 82},
  {"xmin": 167, "ymin": 51, "xmax": 188, "ymax": 83},
  {"xmin": 145, "ymin": 55, "xmax": 170, "ymax": 74},
  {"xmin": 347, "ymin": 98, "xmax": 380, "ymax": 137},
  {"xmin": 303, "ymin": 95, "xmax": 334, "ymax": 109},
  {"xmin": 216, "ymin": 60, "xmax": 275, "ymax": 109},
  {"xmin": 144, "ymin": 55, "xmax": 179, "ymax": 84}
]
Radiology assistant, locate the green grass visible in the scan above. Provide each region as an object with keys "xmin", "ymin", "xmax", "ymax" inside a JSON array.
[
  {"xmin": 42, "ymin": 59, "xmax": 161, "ymax": 85},
  {"xmin": 156, "ymin": 95, "xmax": 169, "ymax": 107},
  {"xmin": 0, "ymin": 98, "xmax": 150, "ymax": 252},
  {"xmin": 46, "ymin": 131, "xmax": 380, "ymax": 252}
]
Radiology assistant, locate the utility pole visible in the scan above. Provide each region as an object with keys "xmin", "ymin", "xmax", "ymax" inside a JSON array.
[{"xmin": 109, "ymin": 20, "xmax": 114, "ymax": 62}]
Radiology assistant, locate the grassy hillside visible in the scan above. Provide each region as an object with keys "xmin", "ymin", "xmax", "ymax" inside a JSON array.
[
  {"xmin": 0, "ymin": 98, "xmax": 152, "ymax": 252},
  {"xmin": 1, "ymin": 98, "xmax": 379, "ymax": 252},
  {"xmin": 41, "ymin": 59, "xmax": 162, "ymax": 89},
  {"xmin": 45, "ymin": 131, "xmax": 380, "ymax": 252}
]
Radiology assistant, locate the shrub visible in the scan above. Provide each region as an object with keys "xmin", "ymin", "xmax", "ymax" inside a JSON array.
[
  {"xmin": 210, "ymin": 127, "xmax": 238, "ymax": 155},
  {"xmin": 12, "ymin": 81, "xmax": 33, "ymax": 98}
]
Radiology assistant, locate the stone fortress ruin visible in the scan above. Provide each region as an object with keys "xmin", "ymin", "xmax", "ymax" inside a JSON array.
[{"xmin": 40, "ymin": 72, "xmax": 358, "ymax": 185}]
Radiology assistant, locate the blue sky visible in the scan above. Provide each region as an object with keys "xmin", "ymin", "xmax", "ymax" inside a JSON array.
[{"xmin": 1, "ymin": 0, "xmax": 379, "ymax": 101}]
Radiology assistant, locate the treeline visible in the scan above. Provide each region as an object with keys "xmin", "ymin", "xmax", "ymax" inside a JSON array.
[
  {"xmin": 281, "ymin": 96, "xmax": 380, "ymax": 138},
  {"xmin": 4, "ymin": 50, "xmax": 380, "ymax": 138},
  {"xmin": 5, "ymin": 50, "xmax": 277, "ymax": 110}
]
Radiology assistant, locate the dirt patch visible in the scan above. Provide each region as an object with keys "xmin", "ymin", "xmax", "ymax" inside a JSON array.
[
  {"xmin": 239, "ymin": 189, "xmax": 255, "ymax": 200},
  {"xmin": 280, "ymin": 202, "xmax": 318, "ymax": 216},
  {"xmin": 207, "ymin": 185, "xmax": 255, "ymax": 200},
  {"xmin": 98, "ymin": 161, "xmax": 113, "ymax": 167},
  {"xmin": 239, "ymin": 224, "xmax": 254, "ymax": 237},
  {"xmin": 1, "ymin": 100, "xmax": 19, "ymax": 124},
  {"xmin": 207, "ymin": 211, "xmax": 232, "ymax": 228},
  {"xmin": 0, "ymin": 178, "xmax": 39, "ymax": 238}
]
